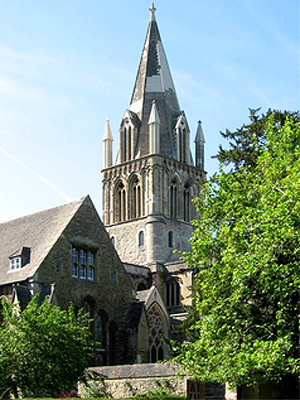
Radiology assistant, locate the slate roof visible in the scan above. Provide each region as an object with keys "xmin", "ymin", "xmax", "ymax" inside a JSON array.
[
  {"xmin": 0, "ymin": 196, "xmax": 88, "ymax": 286},
  {"xmin": 136, "ymin": 288, "xmax": 151, "ymax": 304}
]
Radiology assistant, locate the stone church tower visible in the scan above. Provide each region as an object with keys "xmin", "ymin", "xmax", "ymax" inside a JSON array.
[{"xmin": 102, "ymin": 3, "xmax": 206, "ymax": 267}]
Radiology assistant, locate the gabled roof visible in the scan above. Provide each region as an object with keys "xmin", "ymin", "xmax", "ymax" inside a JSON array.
[{"xmin": 0, "ymin": 196, "xmax": 89, "ymax": 286}]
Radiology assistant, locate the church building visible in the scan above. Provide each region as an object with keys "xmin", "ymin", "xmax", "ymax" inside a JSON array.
[
  {"xmin": 0, "ymin": 3, "xmax": 206, "ymax": 368},
  {"xmin": 102, "ymin": 3, "xmax": 206, "ymax": 362}
]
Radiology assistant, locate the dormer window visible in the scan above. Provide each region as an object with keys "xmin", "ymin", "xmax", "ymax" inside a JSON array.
[
  {"xmin": 9, "ymin": 247, "xmax": 31, "ymax": 272},
  {"xmin": 10, "ymin": 257, "xmax": 21, "ymax": 270}
]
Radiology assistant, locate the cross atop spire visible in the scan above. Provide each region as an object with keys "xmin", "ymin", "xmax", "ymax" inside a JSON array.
[{"xmin": 149, "ymin": 2, "xmax": 156, "ymax": 21}]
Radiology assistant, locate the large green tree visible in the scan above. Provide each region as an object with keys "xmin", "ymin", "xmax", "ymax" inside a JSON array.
[
  {"xmin": 173, "ymin": 112, "xmax": 300, "ymax": 388},
  {"xmin": 214, "ymin": 108, "xmax": 300, "ymax": 172},
  {"xmin": 0, "ymin": 296, "xmax": 94, "ymax": 398}
]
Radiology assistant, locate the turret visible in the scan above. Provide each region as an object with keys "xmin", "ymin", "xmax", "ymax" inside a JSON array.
[
  {"xmin": 194, "ymin": 120, "xmax": 205, "ymax": 170},
  {"xmin": 102, "ymin": 119, "xmax": 113, "ymax": 168}
]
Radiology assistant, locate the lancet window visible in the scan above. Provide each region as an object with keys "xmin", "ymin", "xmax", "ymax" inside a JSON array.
[
  {"xmin": 115, "ymin": 182, "xmax": 126, "ymax": 222},
  {"xmin": 131, "ymin": 177, "xmax": 142, "ymax": 219},
  {"xmin": 166, "ymin": 279, "xmax": 180, "ymax": 307},
  {"xmin": 176, "ymin": 118, "xmax": 188, "ymax": 163},
  {"xmin": 121, "ymin": 123, "xmax": 133, "ymax": 162},
  {"xmin": 168, "ymin": 231, "xmax": 173, "ymax": 248},
  {"xmin": 170, "ymin": 179, "xmax": 178, "ymax": 218},
  {"xmin": 183, "ymin": 183, "xmax": 191, "ymax": 222},
  {"xmin": 82, "ymin": 296, "xmax": 96, "ymax": 335},
  {"xmin": 138, "ymin": 230, "xmax": 145, "ymax": 247}
]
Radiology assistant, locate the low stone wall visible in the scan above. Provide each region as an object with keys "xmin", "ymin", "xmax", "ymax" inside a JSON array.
[
  {"xmin": 80, "ymin": 363, "xmax": 233, "ymax": 400},
  {"xmin": 80, "ymin": 363, "xmax": 186, "ymax": 398}
]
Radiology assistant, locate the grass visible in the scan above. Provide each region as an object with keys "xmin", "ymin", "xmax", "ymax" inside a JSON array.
[{"xmin": 22, "ymin": 397, "xmax": 186, "ymax": 400}]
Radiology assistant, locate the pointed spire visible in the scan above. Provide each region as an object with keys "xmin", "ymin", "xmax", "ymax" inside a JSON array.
[
  {"xmin": 128, "ymin": 4, "xmax": 181, "ymax": 159},
  {"xmin": 195, "ymin": 120, "xmax": 205, "ymax": 170},
  {"xmin": 148, "ymin": 100, "xmax": 160, "ymax": 154},
  {"xmin": 103, "ymin": 119, "xmax": 113, "ymax": 141},
  {"xmin": 148, "ymin": 100, "xmax": 160, "ymax": 124},
  {"xmin": 103, "ymin": 119, "xmax": 113, "ymax": 168},
  {"xmin": 195, "ymin": 120, "xmax": 205, "ymax": 143}
]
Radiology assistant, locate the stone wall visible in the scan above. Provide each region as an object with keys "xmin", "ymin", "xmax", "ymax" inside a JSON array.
[
  {"xmin": 80, "ymin": 363, "xmax": 233, "ymax": 400},
  {"xmin": 35, "ymin": 197, "xmax": 137, "ymax": 365},
  {"xmin": 80, "ymin": 363, "xmax": 186, "ymax": 398},
  {"xmin": 102, "ymin": 154, "xmax": 203, "ymax": 266}
]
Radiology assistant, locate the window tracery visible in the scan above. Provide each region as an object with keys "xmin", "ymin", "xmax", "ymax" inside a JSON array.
[{"xmin": 148, "ymin": 303, "xmax": 165, "ymax": 363}]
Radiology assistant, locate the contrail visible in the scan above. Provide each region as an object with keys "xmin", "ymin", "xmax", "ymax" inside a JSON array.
[{"xmin": 0, "ymin": 145, "xmax": 72, "ymax": 202}]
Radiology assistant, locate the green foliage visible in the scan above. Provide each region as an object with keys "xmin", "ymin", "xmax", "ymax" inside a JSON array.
[
  {"xmin": 172, "ymin": 112, "xmax": 300, "ymax": 387},
  {"xmin": 214, "ymin": 108, "xmax": 300, "ymax": 172},
  {"xmin": 0, "ymin": 295, "xmax": 94, "ymax": 398},
  {"xmin": 80, "ymin": 371, "xmax": 112, "ymax": 398},
  {"xmin": 137, "ymin": 379, "xmax": 173, "ymax": 398}
]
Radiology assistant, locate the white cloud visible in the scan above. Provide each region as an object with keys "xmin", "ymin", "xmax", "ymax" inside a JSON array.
[{"xmin": 0, "ymin": 145, "xmax": 72, "ymax": 202}]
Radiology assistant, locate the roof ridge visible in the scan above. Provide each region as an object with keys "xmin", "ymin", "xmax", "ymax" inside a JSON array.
[{"xmin": 0, "ymin": 195, "xmax": 88, "ymax": 226}]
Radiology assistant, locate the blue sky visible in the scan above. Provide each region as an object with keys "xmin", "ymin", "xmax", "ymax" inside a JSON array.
[{"xmin": 0, "ymin": 0, "xmax": 299, "ymax": 222}]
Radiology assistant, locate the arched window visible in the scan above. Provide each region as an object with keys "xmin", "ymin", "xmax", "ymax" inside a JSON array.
[
  {"xmin": 176, "ymin": 117, "xmax": 188, "ymax": 163},
  {"xmin": 148, "ymin": 303, "xmax": 166, "ymax": 363},
  {"xmin": 116, "ymin": 182, "xmax": 126, "ymax": 222},
  {"xmin": 168, "ymin": 231, "xmax": 173, "ymax": 248},
  {"xmin": 166, "ymin": 280, "xmax": 181, "ymax": 307},
  {"xmin": 184, "ymin": 183, "xmax": 191, "ymax": 222},
  {"xmin": 96, "ymin": 314, "xmax": 103, "ymax": 344},
  {"xmin": 127, "ymin": 126, "xmax": 132, "ymax": 160},
  {"xmin": 82, "ymin": 296, "xmax": 96, "ymax": 336},
  {"xmin": 132, "ymin": 177, "xmax": 141, "ymax": 218},
  {"xmin": 183, "ymin": 128, "xmax": 186, "ymax": 162},
  {"xmin": 138, "ymin": 230, "xmax": 144, "ymax": 247},
  {"xmin": 122, "ymin": 127, "xmax": 127, "ymax": 162},
  {"xmin": 111, "ymin": 236, "xmax": 115, "ymax": 247},
  {"xmin": 137, "ymin": 282, "xmax": 147, "ymax": 291},
  {"xmin": 170, "ymin": 179, "xmax": 178, "ymax": 218},
  {"xmin": 121, "ymin": 123, "xmax": 133, "ymax": 162},
  {"xmin": 95, "ymin": 310, "xmax": 108, "ymax": 365},
  {"xmin": 179, "ymin": 127, "xmax": 186, "ymax": 163}
]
